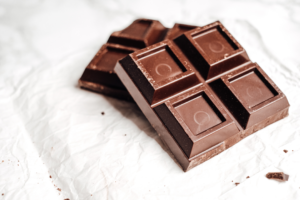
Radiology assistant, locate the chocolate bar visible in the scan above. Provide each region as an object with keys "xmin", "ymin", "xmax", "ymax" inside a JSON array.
[
  {"xmin": 115, "ymin": 21, "xmax": 290, "ymax": 171},
  {"xmin": 266, "ymin": 172, "xmax": 289, "ymax": 181},
  {"xmin": 78, "ymin": 20, "xmax": 198, "ymax": 100}
]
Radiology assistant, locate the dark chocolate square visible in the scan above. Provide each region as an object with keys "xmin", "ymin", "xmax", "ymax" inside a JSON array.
[
  {"xmin": 139, "ymin": 46, "xmax": 186, "ymax": 83},
  {"xmin": 230, "ymin": 70, "xmax": 275, "ymax": 107},
  {"xmin": 122, "ymin": 40, "xmax": 200, "ymax": 105},
  {"xmin": 174, "ymin": 21, "xmax": 250, "ymax": 80},
  {"xmin": 174, "ymin": 94, "xmax": 222, "ymax": 135},
  {"xmin": 192, "ymin": 28, "xmax": 236, "ymax": 63},
  {"xmin": 153, "ymin": 86, "xmax": 238, "ymax": 158},
  {"xmin": 210, "ymin": 63, "xmax": 288, "ymax": 129}
]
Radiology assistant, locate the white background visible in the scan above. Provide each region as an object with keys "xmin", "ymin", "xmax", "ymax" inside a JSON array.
[{"xmin": 1, "ymin": 0, "xmax": 300, "ymax": 199}]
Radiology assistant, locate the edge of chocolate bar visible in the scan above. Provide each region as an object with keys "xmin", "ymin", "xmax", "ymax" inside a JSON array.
[
  {"xmin": 78, "ymin": 80, "xmax": 133, "ymax": 101},
  {"xmin": 108, "ymin": 18, "xmax": 168, "ymax": 48},
  {"xmin": 165, "ymin": 23, "xmax": 198, "ymax": 40}
]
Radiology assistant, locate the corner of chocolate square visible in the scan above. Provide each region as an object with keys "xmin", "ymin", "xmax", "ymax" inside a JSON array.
[
  {"xmin": 174, "ymin": 21, "xmax": 250, "ymax": 80},
  {"xmin": 118, "ymin": 40, "xmax": 200, "ymax": 105},
  {"xmin": 209, "ymin": 62, "xmax": 290, "ymax": 129},
  {"xmin": 107, "ymin": 18, "xmax": 168, "ymax": 49},
  {"xmin": 165, "ymin": 23, "xmax": 198, "ymax": 40}
]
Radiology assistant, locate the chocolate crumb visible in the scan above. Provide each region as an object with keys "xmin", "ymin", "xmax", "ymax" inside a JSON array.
[
  {"xmin": 2, "ymin": 194, "xmax": 4, "ymax": 196},
  {"xmin": 235, "ymin": 183, "xmax": 240, "ymax": 186},
  {"xmin": 50, "ymin": 175, "xmax": 52, "ymax": 178},
  {"xmin": 57, "ymin": 188, "xmax": 61, "ymax": 192},
  {"xmin": 266, "ymin": 172, "xmax": 289, "ymax": 181},
  {"xmin": 283, "ymin": 150, "xmax": 288, "ymax": 153},
  {"xmin": 101, "ymin": 112, "xmax": 105, "ymax": 115},
  {"xmin": 246, "ymin": 176, "xmax": 250, "ymax": 179}
]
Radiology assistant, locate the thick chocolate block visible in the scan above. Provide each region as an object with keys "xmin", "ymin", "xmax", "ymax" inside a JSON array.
[
  {"xmin": 115, "ymin": 21, "xmax": 290, "ymax": 171},
  {"xmin": 153, "ymin": 85, "xmax": 239, "ymax": 158},
  {"xmin": 79, "ymin": 19, "xmax": 199, "ymax": 100},
  {"xmin": 108, "ymin": 19, "xmax": 169, "ymax": 49},
  {"xmin": 126, "ymin": 40, "xmax": 199, "ymax": 105},
  {"xmin": 209, "ymin": 63, "xmax": 288, "ymax": 129},
  {"xmin": 174, "ymin": 21, "xmax": 250, "ymax": 80}
]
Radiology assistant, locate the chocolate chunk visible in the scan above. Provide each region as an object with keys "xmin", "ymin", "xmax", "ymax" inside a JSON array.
[
  {"xmin": 235, "ymin": 182, "xmax": 240, "ymax": 186},
  {"xmin": 115, "ymin": 21, "xmax": 290, "ymax": 171},
  {"xmin": 284, "ymin": 149, "xmax": 288, "ymax": 153},
  {"xmin": 246, "ymin": 176, "xmax": 250, "ymax": 179},
  {"xmin": 266, "ymin": 172, "xmax": 289, "ymax": 181},
  {"xmin": 101, "ymin": 112, "xmax": 105, "ymax": 115},
  {"xmin": 79, "ymin": 19, "xmax": 198, "ymax": 100}
]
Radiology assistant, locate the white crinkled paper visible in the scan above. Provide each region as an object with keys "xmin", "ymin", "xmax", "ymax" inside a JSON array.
[{"xmin": 1, "ymin": 0, "xmax": 300, "ymax": 199}]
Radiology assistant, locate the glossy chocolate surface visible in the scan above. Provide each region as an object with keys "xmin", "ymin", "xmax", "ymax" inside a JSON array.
[
  {"xmin": 108, "ymin": 19, "xmax": 169, "ymax": 49},
  {"xmin": 174, "ymin": 22, "xmax": 249, "ymax": 80},
  {"xmin": 79, "ymin": 19, "xmax": 198, "ymax": 100},
  {"xmin": 115, "ymin": 21, "xmax": 290, "ymax": 171}
]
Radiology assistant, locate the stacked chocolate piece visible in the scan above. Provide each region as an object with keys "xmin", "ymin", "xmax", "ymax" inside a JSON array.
[
  {"xmin": 79, "ymin": 19, "xmax": 290, "ymax": 172},
  {"xmin": 79, "ymin": 19, "xmax": 197, "ymax": 100}
]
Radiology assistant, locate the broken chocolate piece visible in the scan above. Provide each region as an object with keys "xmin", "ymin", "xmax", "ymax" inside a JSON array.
[
  {"xmin": 115, "ymin": 21, "xmax": 290, "ymax": 171},
  {"xmin": 79, "ymin": 19, "xmax": 198, "ymax": 100},
  {"xmin": 266, "ymin": 172, "xmax": 289, "ymax": 181}
]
